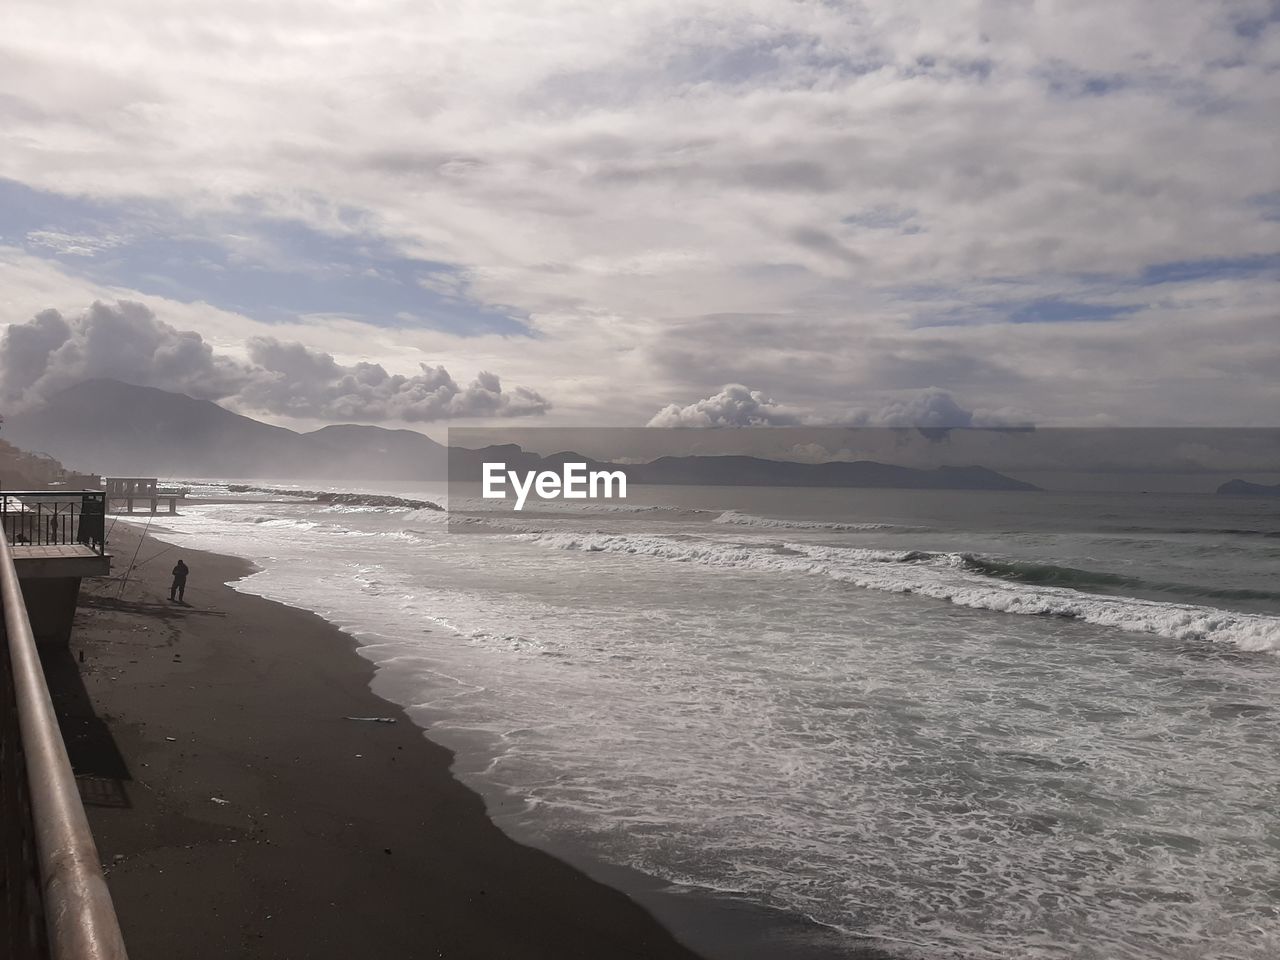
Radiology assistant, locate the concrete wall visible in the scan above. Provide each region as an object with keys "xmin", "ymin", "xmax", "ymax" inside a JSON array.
[{"xmin": 18, "ymin": 577, "xmax": 83, "ymax": 646}]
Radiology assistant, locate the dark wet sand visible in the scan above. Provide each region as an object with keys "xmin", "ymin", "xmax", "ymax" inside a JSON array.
[{"xmin": 54, "ymin": 521, "xmax": 709, "ymax": 959}]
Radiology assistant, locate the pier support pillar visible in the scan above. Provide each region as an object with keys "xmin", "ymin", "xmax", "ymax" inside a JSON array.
[{"xmin": 17, "ymin": 576, "xmax": 83, "ymax": 647}]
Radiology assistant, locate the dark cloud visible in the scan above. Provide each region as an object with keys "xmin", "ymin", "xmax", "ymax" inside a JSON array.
[
  {"xmin": 844, "ymin": 387, "xmax": 1032, "ymax": 433},
  {"xmin": 643, "ymin": 313, "xmax": 862, "ymax": 390},
  {"xmin": 790, "ymin": 226, "xmax": 865, "ymax": 265},
  {"xmin": 1, "ymin": 301, "xmax": 550, "ymax": 423},
  {"xmin": 738, "ymin": 161, "xmax": 835, "ymax": 193},
  {"xmin": 1, "ymin": 308, "xmax": 71, "ymax": 401},
  {"xmin": 858, "ymin": 341, "xmax": 1028, "ymax": 391},
  {"xmin": 589, "ymin": 159, "xmax": 835, "ymax": 193},
  {"xmin": 1, "ymin": 300, "xmax": 244, "ymax": 404},
  {"xmin": 851, "ymin": 388, "xmax": 978, "ymax": 428}
]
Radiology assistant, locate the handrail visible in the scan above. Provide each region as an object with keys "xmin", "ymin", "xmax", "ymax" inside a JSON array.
[
  {"xmin": 0, "ymin": 493, "xmax": 106, "ymax": 556},
  {"xmin": 0, "ymin": 529, "xmax": 128, "ymax": 960}
]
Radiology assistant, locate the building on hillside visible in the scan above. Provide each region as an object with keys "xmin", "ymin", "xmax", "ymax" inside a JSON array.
[{"xmin": 0, "ymin": 439, "xmax": 102, "ymax": 490}]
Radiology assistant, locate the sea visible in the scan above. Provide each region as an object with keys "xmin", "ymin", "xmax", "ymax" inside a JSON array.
[{"xmin": 122, "ymin": 481, "xmax": 1280, "ymax": 959}]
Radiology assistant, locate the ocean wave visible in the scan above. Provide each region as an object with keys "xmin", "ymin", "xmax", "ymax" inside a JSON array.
[
  {"xmin": 244, "ymin": 514, "xmax": 322, "ymax": 530},
  {"xmin": 520, "ymin": 533, "xmax": 1280, "ymax": 654},
  {"xmin": 1104, "ymin": 524, "xmax": 1280, "ymax": 539},
  {"xmin": 711, "ymin": 510, "xmax": 911, "ymax": 532},
  {"xmin": 446, "ymin": 495, "xmax": 692, "ymax": 515},
  {"xmin": 401, "ymin": 507, "xmax": 451, "ymax": 523},
  {"xmin": 958, "ymin": 555, "xmax": 1280, "ymax": 604},
  {"xmin": 518, "ymin": 532, "xmax": 922, "ymax": 567}
]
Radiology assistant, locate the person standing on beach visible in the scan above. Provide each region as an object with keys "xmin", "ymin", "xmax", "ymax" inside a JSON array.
[{"xmin": 170, "ymin": 559, "xmax": 189, "ymax": 602}]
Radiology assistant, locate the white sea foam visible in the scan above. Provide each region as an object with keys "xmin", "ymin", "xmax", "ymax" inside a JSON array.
[
  {"xmin": 401, "ymin": 507, "xmax": 453, "ymax": 524},
  {"xmin": 447, "ymin": 495, "xmax": 690, "ymax": 515},
  {"xmin": 129, "ymin": 488, "xmax": 1280, "ymax": 960},
  {"xmin": 520, "ymin": 532, "xmax": 1280, "ymax": 654},
  {"xmin": 245, "ymin": 514, "xmax": 322, "ymax": 530},
  {"xmin": 712, "ymin": 509, "xmax": 906, "ymax": 532}
]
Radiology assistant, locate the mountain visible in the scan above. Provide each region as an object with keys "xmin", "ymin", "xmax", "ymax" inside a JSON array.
[
  {"xmin": 1217, "ymin": 478, "xmax": 1280, "ymax": 497},
  {"xmin": 2, "ymin": 380, "xmax": 446, "ymax": 480},
  {"xmin": 300, "ymin": 423, "xmax": 448, "ymax": 479},
  {"xmin": 6, "ymin": 380, "xmax": 1039, "ymax": 490}
]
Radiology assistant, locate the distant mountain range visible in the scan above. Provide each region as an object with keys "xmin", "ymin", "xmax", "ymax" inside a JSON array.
[
  {"xmin": 4, "ymin": 379, "xmax": 1040, "ymax": 491},
  {"xmin": 1217, "ymin": 478, "xmax": 1280, "ymax": 497},
  {"xmin": 3, "ymin": 379, "xmax": 447, "ymax": 480}
]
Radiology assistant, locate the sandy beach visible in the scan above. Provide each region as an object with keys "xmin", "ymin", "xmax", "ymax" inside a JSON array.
[{"xmin": 51, "ymin": 520, "xmax": 710, "ymax": 960}]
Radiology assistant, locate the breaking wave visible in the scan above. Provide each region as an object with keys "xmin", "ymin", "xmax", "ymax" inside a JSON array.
[
  {"xmin": 446, "ymin": 495, "xmax": 693, "ymax": 516},
  {"xmin": 1104, "ymin": 524, "xmax": 1280, "ymax": 539},
  {"xmin": 958, "ymin": 555, "xmax": 1280, "ymax": 604},
  {"xmin": 519, "ymin": 532, "xmax": 1280, "ymax": 654},
  {"xmin": 711, "ymin": 510, "xmax": 912, "ymax": 532}
]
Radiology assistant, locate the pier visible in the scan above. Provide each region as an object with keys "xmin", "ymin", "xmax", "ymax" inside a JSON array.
[{"xmin": 104, "ymin": 479, "xmax": 184, "ymax": 516}]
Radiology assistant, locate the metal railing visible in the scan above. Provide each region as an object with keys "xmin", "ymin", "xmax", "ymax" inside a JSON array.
[
  {"xmin": 0, "ymin": 529, "xmax": 128, "ymax": 959},
  {"xmin": 0, "ymin": 494, "xmax": 106, "ymax": 556}
]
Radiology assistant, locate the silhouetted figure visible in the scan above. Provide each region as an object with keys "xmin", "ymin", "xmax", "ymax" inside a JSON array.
[
  {"xmin": 170, "ymin": 560, "xmax": 189, "ymax": 602},
  {"xmin": 76, "ymin": 496, "xmax": 105, "ymax": 551}
]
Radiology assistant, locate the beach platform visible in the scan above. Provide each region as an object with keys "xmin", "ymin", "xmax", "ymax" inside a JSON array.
[
  {"xmin": 1, "ymin": 491, "xmax": 111, "ymax": 647},
  {"xmin": 10, "ymin": 543, "xmax": 112, "ymax": 579}
]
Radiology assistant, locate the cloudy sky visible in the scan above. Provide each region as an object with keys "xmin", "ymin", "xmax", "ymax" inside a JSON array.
[{"xmin": 1, "ymin": 0, "xmax": 1277, "ymax": 432}]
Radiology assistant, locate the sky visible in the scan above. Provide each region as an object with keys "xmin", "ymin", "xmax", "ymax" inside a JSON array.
[{"xmin": 1, "ymin": 0, "xmax": 1278, "ymax": 433}]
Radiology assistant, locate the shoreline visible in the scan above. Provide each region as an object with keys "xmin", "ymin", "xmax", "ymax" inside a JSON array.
[
  {"xmin": 61, "ymin": 521, "xmax": 894, "ymax": 959},
  {"xmin": 62, "ymin": 521, "xmax": 705, "ymax": 959}
]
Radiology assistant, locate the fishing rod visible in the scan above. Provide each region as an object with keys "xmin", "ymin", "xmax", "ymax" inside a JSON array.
[
  {"xmin": 116, "ymin": 511, "xmax": 157, "ymax": 599},
  {"xmin": 133, "ymin": 542, "xmax": 179, "ymax": 568}
]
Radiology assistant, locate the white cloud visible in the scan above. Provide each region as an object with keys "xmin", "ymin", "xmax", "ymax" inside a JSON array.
[
  {"xmin": 240, "ymin": 337, "xmax": 549, "ymax": 421},
  {"xmin": 24, "ymin": 229, "xmax": 127, "ymax": 256},
  {"xmin": 0, "ymin": 300, "xmax": 550, "ymax": 423},
  {"xmin": 647, "ymin": 383, "xmax": 804, "ymax": 427},
  {"xmin": 1, "ymin": 2, "xmax": 1278, "ymax": 426},
  {"xmin": 649, "ymin": 384, "xmax": 1031, "ymax": 429}
]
